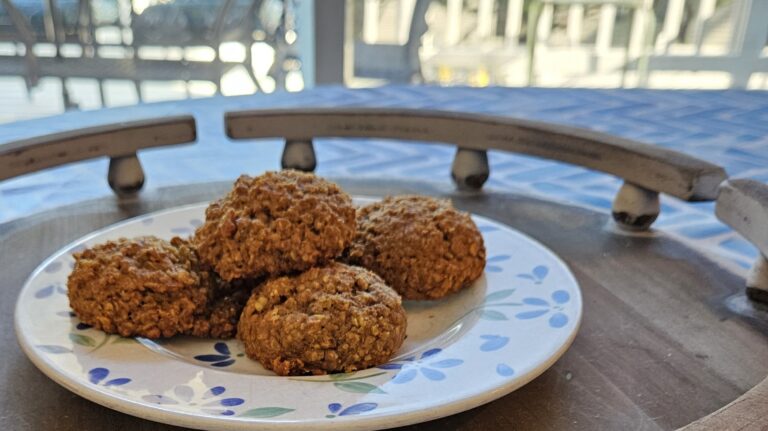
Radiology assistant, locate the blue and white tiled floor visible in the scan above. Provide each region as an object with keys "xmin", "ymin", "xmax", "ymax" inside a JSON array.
[{"xmin": 1, "ymin": 86, "xmax": 767, "ymax": 271}]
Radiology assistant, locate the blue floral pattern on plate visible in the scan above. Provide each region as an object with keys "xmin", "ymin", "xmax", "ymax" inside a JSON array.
[
  {"xmin": 194, "ymin": 342, "xmax": 237, "ymax": 367},
  {"xmin": 88, "ymin": 367, "xmax": 131, "ymax": 387},
  {"xmin": 515, "ymin": 290, "xmax": 571, "ymax": 328},
  {"xmin": 35, "ymin": 283, "xmax": 66, "ymax": 299},
  {"xmin": 479, "ymin": 335, "xmax": 510, "ymax": 352},
  {"xmin": 517, "ymin": 265, "xmax": 549, "ymax": 284},
  {"xmin": 326, "ymin": 402, "xmax": 378, "ymax": 418},
  {"xmin": 496, "ymin": 364, "xmax": 515, "ymax": 377},
  {"xmin": 379, "ymin": 348, "xmax": 463, "ymax": 384},
  {"xmin": 485, "ymin": 255, "xmax": 511, "ymax": 273},
  {"xmin": 17, "ymin": 203, "xmax": 582, "ymax": 429},
  {"xmin": 143, "ymin": 385, "xmax": 245, "ymax": 416}
]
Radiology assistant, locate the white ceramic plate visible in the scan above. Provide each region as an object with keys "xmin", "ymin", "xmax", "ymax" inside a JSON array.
[{"xmin": 15, "ymin": 200, "xmax": 582, "ymax": 430}]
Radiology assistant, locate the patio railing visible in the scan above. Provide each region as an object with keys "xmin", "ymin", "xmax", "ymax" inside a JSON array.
[{"xmin": 353, "ymin": 0, "xmax": 768, "ymax": 88}]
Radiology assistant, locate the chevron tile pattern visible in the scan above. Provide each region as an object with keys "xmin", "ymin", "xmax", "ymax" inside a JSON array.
[{"xmin": 1, "ymin": 86, "xmax": 766, "ymax": 271}]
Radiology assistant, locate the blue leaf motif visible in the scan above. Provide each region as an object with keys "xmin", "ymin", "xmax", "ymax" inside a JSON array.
[
  {"xmin": 189, "ymin": 219, "xmax": 203, "ymax": 227},
  {"xmin": 552, "ymin": 290, "xmax": 570, "ymax": 304},
  {"xmin": 484, "ymin": 289, "xmax": 516, "ymax": 302},
  {"xmin": 533, "ymin": 265, "xmax": 549, "ymax": 281},
  {"xmin": 515, "ymin": 309, "xmax": 549, "ymax": 320},
  {"xmin": 143, "ymin": 395, "xmax": 178, "ymax": 405},
  {"xmin": 88, "ymin": 368, "xmax": 109, "ymax": 384},
  {"xmin": 35, "ymin": 285, "xmax": 54, "ymax": 299},
  {"xmin": 212, "ymin": 359, "xmax": 236, "ymax": 367},
  {"xmin": 480, "ymin": 335, "xmax": 510, "ymax": 352},
  {"xmin": 219, "ymin": 398, "xmax": 244, "ymax": 407},
  {"xmin": 421, "ymin": 348, "xmax": 441, "ymax": 359},
  {"xmin": 392, "ymin": 368, "xmax": 418, "ymax": 384},
  {"xmin": 480, "ymin": 309, "xmax": 508, "ymax": 321},
  {"xmin": 328, "ymin": 403, "xmax": 342, "ymax": 414},
  {"xmin": 486, "ymin": 255, "xmax": 510, "ymax": 272},
  {"xmin": 170, "ymin": 227, "xmax": 192, "ymax": 234},
  {"xmin": 44, "ymin": 261, "xmax": 62, "ymax": 273},
  {"xmin": 517, "ymin": 274, "xmax": 535, "ymax": 281},
  {"xmin": 214, "ymin": 342, "xmax": 230, "ymax": 355},
  {"xmin": 377, "ymin": 363, "xmax": 404, "ymax": 370},
  {"xmin": 37, "ymin": 345, "xmax": 70, "ymax": 354},
  {"xmin": 174, "ymin": 385, "xmax": 194, "ymax": 402},
  {"xmin": 549, "ymin": 313, "xmax": 569, "ymax": 328},
  {"xmin": 487, "ymin": 255, "xmax": 511, "ymax": 262},
  {"xmin": 195, "ymin": 354, "xmax": 229, "ymax": 362},
  {"xmin": 429, "ymin": 359, "xmax": 463, "ymax": 368},
  {"xmin": 420, "ymin": 368, "xmax": 446, "ymax": 381},
  {"xmin": 105, "ymin": 378, "xmax": 131, "ymax": 386},
  {"xmin": 496, "ymin": 364, "xmax": 515, "ymax": 377},
  {"xmin": 221, "ymin": 410, "xmax": 235, "ymax": 416},
  {"xmin": 204, "ymin": 386, "xmax": 226, "ymax": 398},
  {"xmin": 56, "ymin": 285, "xmax": 67, "ymax": 294},
  {"xmin": 339, "ymin": 403, "xmax": 378, "ymax": 416},
  {"xmin": 76, "ymin": 323, "xmax": 92, "ymax": 330},
  {"xmin": 523, "ymin": 297, "xmax": 549, "ymax": 306}
]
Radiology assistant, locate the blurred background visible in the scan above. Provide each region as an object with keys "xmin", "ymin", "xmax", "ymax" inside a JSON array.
[{"xmin": 0, "ymin": 0, "xmax": 765, "ymax": 123}]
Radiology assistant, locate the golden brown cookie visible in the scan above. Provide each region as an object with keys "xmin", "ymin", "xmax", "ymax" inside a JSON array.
[
  {"xmin": 237, "ymin": 263, "xmax": 407, "ymax": 376},
  {"xmin": 345, "ymin": 195, "xmax": 486, "ymax": 300},
  {"xmin": 67, "ymin": 236, "xmax": 215, "ymax": 339},
  {"xmin": 192, "ymin": 170, "xmax": 356, "ymax": 281}
]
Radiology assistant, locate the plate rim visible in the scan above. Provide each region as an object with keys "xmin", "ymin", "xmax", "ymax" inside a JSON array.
[{"xmin": 14, "ymin": 200, "xmax": 583, "ymax": 431}]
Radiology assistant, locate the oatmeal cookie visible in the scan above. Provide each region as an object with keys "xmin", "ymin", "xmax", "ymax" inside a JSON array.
[
  {"xmin": 187, "ymin": 279, "xmax": 257, "ymax": 339},
  {"xmin": 237, "ymin": 263, "xmax": 407, "ymax": 375},
  {"xmin": 346, "ymin": 195, "xmax": 486, "ymax": 300},
  {"xmin": 67, "ymin": 236, "xmax": 214, "ymax": 339},
  {"xmin": 192, "ymin": 170, "xmax": 356, "ymax": 281}
]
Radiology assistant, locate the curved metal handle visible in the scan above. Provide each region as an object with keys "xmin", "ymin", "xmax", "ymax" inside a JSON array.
[
  {"xmin": 0, "ymin": 116, "xmax": 197, "ymax": 194},
  {"xmin": 225, "ymin": 108, "xmax": 726, "ymax": 202}
]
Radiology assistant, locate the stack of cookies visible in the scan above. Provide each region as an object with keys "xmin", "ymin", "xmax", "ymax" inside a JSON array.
[{"xmin": 67, "ymin": 170, "xmax": 486, "ymax": 375}]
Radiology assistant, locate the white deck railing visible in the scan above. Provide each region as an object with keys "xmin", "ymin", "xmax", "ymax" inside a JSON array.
[{"xmin": 355, "ymin": 0, "xmax": 768, "ymax": 88}]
